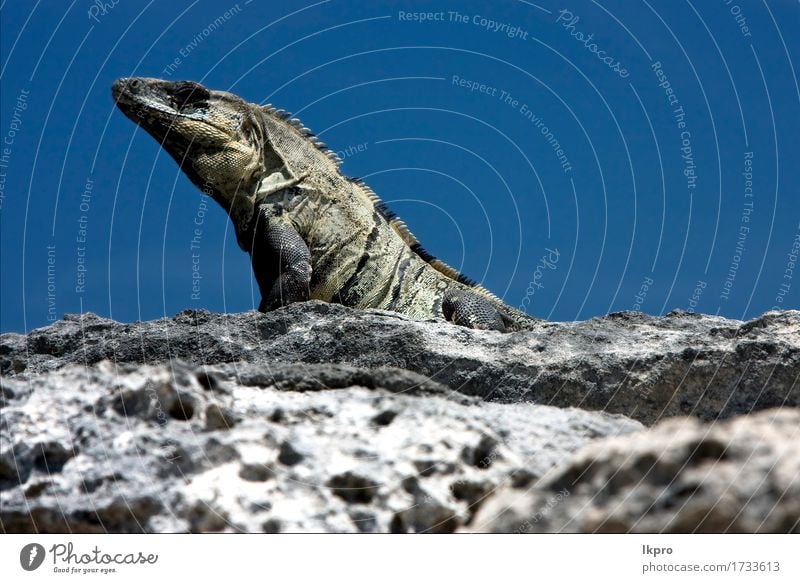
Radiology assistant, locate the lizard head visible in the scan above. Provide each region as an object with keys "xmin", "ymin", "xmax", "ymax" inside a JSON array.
[{"xmin": 112, "ymin": 77, "xmax": 267, "ymax": 212}]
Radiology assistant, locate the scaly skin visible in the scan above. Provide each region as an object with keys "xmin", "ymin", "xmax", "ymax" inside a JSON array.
[{"xmin": 112, "ymin": 78, "xmax": 537, "ymax": 332}]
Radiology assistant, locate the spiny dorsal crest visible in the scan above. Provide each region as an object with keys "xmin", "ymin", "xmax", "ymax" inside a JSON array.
[
  {"xmin": 352, "ymin": 179, "xmax": 503, "ymax": 304},
  {"xmin": 261, "ymin": 103, "xmax": 342, "ymax": 166},
  {"xmin": 260, "ymin": 104, "xmax": 503, "ymax": 303}
]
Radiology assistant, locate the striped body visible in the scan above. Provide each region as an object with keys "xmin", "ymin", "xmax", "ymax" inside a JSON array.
[
  {"xmin": 286, "ymin": 182, "xmax": 449, "ymax": 319},
  {"xmin": 112, "ymin": 77, "xmax": 537, "ymax": 332}
]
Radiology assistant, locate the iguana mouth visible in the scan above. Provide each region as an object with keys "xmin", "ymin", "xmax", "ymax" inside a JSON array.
[
  {"xmin": 111, "ymin": 77, "xmax": 234, "ymax": 142},
  {"xmin": 112, "ymin": 77, "xmax": 206, "ymax": 117}
]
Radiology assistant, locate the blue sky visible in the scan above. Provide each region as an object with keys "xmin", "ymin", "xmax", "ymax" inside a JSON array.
[{"xmin": 1, "ymin": 0, "xmax": 798, "ymax": 333}]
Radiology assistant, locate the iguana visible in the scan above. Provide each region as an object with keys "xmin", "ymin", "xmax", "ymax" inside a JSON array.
[{"xmin": 112, "ymin": 77, "xmax": 537, "ymax": 332}]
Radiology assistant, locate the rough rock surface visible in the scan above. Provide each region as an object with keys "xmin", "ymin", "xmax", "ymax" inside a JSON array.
[
  {"xmin": 1, "ymin": 303, "xmax": 798, "ymax": 425},
  {"xmin": 0, "ymin": 361, "xmax": 640, "ymax": 533},
  {"xmin": 1, "ymin": 304, "xmax": 798, "ymax": 533},
  {"xmin": 468, "ymin": 409, "xmax": 800, "ymax": 533}
]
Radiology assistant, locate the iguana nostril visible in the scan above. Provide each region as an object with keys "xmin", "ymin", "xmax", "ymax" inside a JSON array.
[
  {"xmin": 113, "ymin": 78, "xmax": 141, "ymax": 96},
  {"xmin": 111, "ymin": 78, "xmax": 130, "ymax": 101}
]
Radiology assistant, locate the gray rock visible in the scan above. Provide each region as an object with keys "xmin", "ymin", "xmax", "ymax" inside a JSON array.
[
  {"xmin": 2, "ymin": 303, "xmax": 798, "ymax": 424},
  {"xmin": 0, "ymin": 361, "xmax": 641, "ymax": 533},
  {"xmin": 468, "ymin": 408, "xmax": 800, "ymax": 533},
  {"xmin": 1, "ymin": 304, "xmax": 797, "ymax": 533}
]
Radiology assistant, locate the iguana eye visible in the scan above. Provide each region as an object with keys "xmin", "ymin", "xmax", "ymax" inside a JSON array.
[{"xmin": 171, "ymin": 82, "xmax": 209, "ymax": 111}]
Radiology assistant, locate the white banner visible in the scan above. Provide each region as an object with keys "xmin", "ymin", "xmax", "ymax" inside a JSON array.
[{"xmin": 1, "ymin": 534, "xmax": 796, "ymax": 582}]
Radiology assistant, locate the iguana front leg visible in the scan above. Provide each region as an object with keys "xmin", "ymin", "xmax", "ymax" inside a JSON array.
[
  {"xmin": 250, "ymin": 205, "xmax": 312, "ymax": 312},
  {"xmin": 254, "ymin": 171, "xmax": 308, "ymax": 202},
  {"xmin": 442, "ymin": 288, "xmax": 507, "ymax": 332}
]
